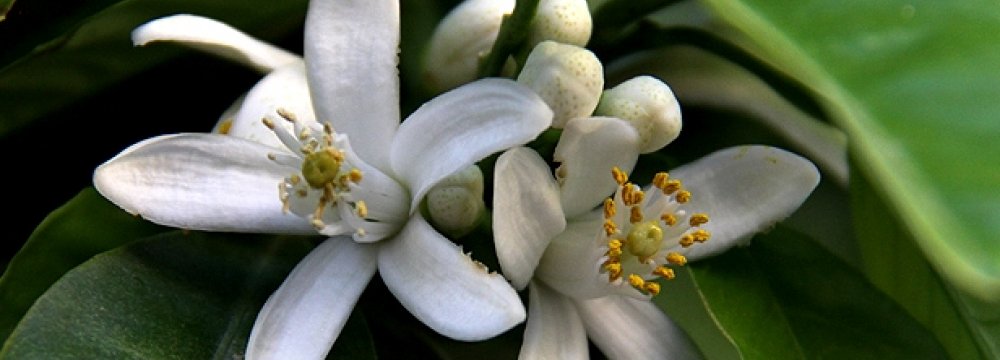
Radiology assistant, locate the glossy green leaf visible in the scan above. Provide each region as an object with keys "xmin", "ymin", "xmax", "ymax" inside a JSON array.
[
  {"xmin": 0, "ymin": 231, "xmax": 375, "ymax": 359},
  {"xmin": 0, "ymin": 0, "xmax": 307, "ymax": 136},
  {"xmin": 0, "ymin": 188, "xmax": 164, "ymax": 343},
  {"xmin": 699, "ymin": 0, "xmax": 1000, "ymax": 301},
  {"xmin": 853, "ymin": 165, "xmax": 990, "ymax": 358},
  {"xmin": 661, "ymin": 226, "xmax": 947, "ymax": 359}
]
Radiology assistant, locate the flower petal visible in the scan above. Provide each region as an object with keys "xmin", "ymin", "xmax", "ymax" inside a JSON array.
[
  {"xmin": 575, "ymin": 295, "xmax": 701, "ymax": 360},
  {"xmin": 555, "ymin": 116, "xmax": 641, "ymax": 219},
  {"xmin": 493, "ymin": 148, "xmax": 566, "ymax": 290},
  {"xmin": 535, "ymin": 219, "xmax": 611, "ymax": 300},
  {"xmin": 304, "ymin": 0, "xmax": 400, "ymax": 170},
  {"xmin": 226, "ymin": 64, "xmax": 317, "ymax": 149},
  {"xmin": 671, "ymin": 145, "xmax": 820, "ymax": 261},
  {"xmin": 132, "ymin": 14, "xmax": 301, "ymax": 73},
  {"xmin": 93, "ymin": 134, "xmax": 314, "ymax": 234},
  {"xmin": 246, "ymin": 238, "xmax": 377, "ymax": 360},
  {"xmin": 520, "ymin": 281, "xmax": 588, "ymax": 359},
  {"xmin": 391, "ymin": 78, "xmax": 553, "ymax": 211},
  {"xmin": 378, "ymin": 213, "xmax": 526, "ymax": 340}
]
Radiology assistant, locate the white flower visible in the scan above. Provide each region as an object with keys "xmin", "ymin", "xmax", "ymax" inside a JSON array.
[
  {"xmin": 493, "ymin": 120, "xmax": 820, "ymax": 358},
  {"xmin": 94, "ymin": 1, "xmax": 555, "ymax": 359}
]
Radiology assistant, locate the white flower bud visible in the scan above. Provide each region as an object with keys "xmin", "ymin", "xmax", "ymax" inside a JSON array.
[
  {"xmin": 423, "ymin": 0, "xmax": 515, "ymax": 93},
  {"xmin": 426, "ymin": 166, "xmax": 487, "ymax": 238},
  {"xmin": 595, "ymin": 76, "xmax": 682, "ymax": 153},
  {"xmin": 528, "ymin": 0, "xmax": 592, "ymax": 47},
  {"xmin": 517, "ymin": 41, "xmax": 603, "ymax": 128}
]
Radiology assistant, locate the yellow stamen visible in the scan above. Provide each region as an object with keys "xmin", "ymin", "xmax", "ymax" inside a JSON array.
[
  {"xmin": 679, "ymin": 234, "xmax": 694, "ymax": 247},
  {"xmin": 604, "ymin": 219, "xmax": 618, "ymax": 236},
  {"xmin": 692, "ymin": 229, "xmax": 711, "ymax": 243},
  {"xmin": 652, "ymin": 172, "xmax": 669, "ymax": 190},
  {"xmin": 689, "ymin": 213, "xmax": 709, "ymax": 226},
  {"xmin": 643, "ymin": 282, "xmax": 661, "ymax": 295},
  {"xmin": 676, "ymin": 190, "xmax": 691, "ymax": 203},
  {"xmin": 628, "ymin": 274, "xmax": 645, "ymax": 289},
  {"xmin": 603, "ymin": 198, "xmax": 616, "ymax": 219},
  {"xmin": 348, "ymin": 169, "xmax": 363, "ymax": 183},
  {"xmin": 629, "ymin": 206, "xmax": 643, "ymax": 224},
  {"xmin": 661, "ymin": 213, "xmax": 677, "ymax": 226},
  {"xmin": 612, "ymin": 167, "xmax": 628, "ymax": 185},
  {"xmin": 217, "ymin": 119, "xmax": 233, "ymax": 135},
  {"xmin": 604, "ymin": 262, "xmax": 622, "ymax": 281},
  {"xmin": 663, "ymin": 179, "xmax": 682, "ymax": 194},
  {"xmin": 262, "ymin": 117, "xmax": 276, "ymax": 129},
  {"xmin": 666, "ymin": 252, "xmax": 687, "ymax": 266},
  {"xmin": 356, "ymin": 200, "xmax": 368, "ymax": 218},
  {"xmin": 653, "ymin": 266, "xmax": 676, "ymax": 280},
  {"xmin": 276, "ymin": 108, "xmax": 297, "ymax": 122}
]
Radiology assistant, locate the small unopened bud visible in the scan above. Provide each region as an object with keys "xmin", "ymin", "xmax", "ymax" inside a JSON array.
[
  {"xmin": 595, "ymin": 76, "xmax": 682, "ymax": 153},
  {"xmin": 517, "ymin": 41, "xmax": 603, "ymax": 128},
  {"xmin": 426, "ymin": 166, "xmax": 487, "ymax": 238},
  {"xmin": 423, "ymin": 0, "xmax": 515, "ymax": 93},
  {"xmin": 528, "ymin": 0, "xmax": 592, "ymax": 48}
]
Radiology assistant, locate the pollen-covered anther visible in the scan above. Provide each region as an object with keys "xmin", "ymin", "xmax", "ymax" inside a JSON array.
[
  {"xmin": 653, "ymin": 266, "xmax": 675, "ymax": 280},
  {"xmin": 603, "ymin": 198, "xmax": 616, "ymax": 219},
  {"xmin": 348, "ymin": 169, "xmax": 363, "ymax": 183},
  {"xmin": 611, "ymin": 166, "xmax": 628, "ymax": 185},
  {"xmin": 628, "ymin": 274, "xmax": 645, "ymax": 289},
  {"xmin": 692, "ymin": 229, "xmax": 711, "ymax": 243},
  {"xmin": 652, "ymin": 172, "xmax": 669, "ymax": 190},
  {"xmin": 666, "ymin": 252, "xmax": 687, "ymax": 266},
  {"xmin": 676, "ymin": 190, "xmax": 692, "ymax": 204},
  {"xmin": 603, "ymin": 262, "xmax": 622, "ymax": 281},
  {"xmin": 629, "ymin": 206, "xmax": 643, "ymax": 224},
  {"xmin": 689, "ymin": 213, "xmax": 709, "ymax": 227},
  {"xmin": 643, "ymin": 282, "xmax": 661, "ymax": 296},
  {"xmin": 603, "ymin": 219, "xmax": 618, "ymax": 236},
  {"xmin": 356, "ymin": 200, "xmax": 368, "ymax": 218},
  {"xmin": 661, "ymin": 213, "xmax": 677, "ymax": 226},
  {"xmin": 662, "ymin": 179, "xmax": 682, "ymax": 195}
]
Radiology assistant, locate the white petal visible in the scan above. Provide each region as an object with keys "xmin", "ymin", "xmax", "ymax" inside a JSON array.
[
  {"xmin": 378, "ymin": 213, "xmax": 526, "ymax": 340},
  {"xmin": 93, "ymin": 134, "xmax": 314, "ymax": 234},
  {"xmin": 228, "ymin": 64, "xmax": 317, "ymax": 149},
  {"xmin": 391, "ymin": 78, "xmax": 553, "ymax": 211},
  {"xmin": 556, "ymin": 117, "xmax": 641, "ymax": 219},
  {"xmin": 305, "ymin": 0, "xmax": 400, "ymax": 170},
  {"xmin": 493, "ymin": 148, "xmax": 566, "ymax": 290},
  {"xmin": 671, "ymin": 146, "xmax": 820, "ymax": 261},
  {"xmin": 132, "ymin": 14, "xmax": 301, "ymax": 73},
  {"xmin": 520, "ymin": 281, "xmax": 588, "ymax": 360},
  {"xmin": 575, "ymin": 295, "xmax": 701, "ymax": 360},
  {"xmin": 535, "ymin": 219, "xmax": 610, "ymax": 300},
  {"xmin": 247, "ymin": 238, "xmax": 377, "ymax": 360}
]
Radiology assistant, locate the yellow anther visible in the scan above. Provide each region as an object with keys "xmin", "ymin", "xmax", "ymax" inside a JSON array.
[
  {"xmin": 676, "ymin": 190, "xmax": 691, "ymax": 203},
  {"xmin": 663, "ymin": 179, "xmax": 682, "ymax": 194},
  {"xmin": 629, "ymin": 188, "xmax": 645, "ymax": 206},
  {"xmin": 262, "ymin": 117, "xmax": 276, "ymax": 129},
  {"xmin": 666, "ymin": 252, "xmax": 687, "ymax": 266},
  {"xmin": 603, "ymin": 198, "xmax": 616, "ymax": 219},
  {"xmin": 689, "ymin": 213, "xmax": 709, "ymax": 227},
  {"xmin": 679, "ymin": 234, "xmax": 694, "ymax": 247},
  {"xmin": 661, "ymin": 213, "xmax": 677, "ymax": 226},
  {"xmin": 643, "ymin": 282, "xmax": 661, "ymax": 296},
  {"xmin": 628, "ymin": 274, "xmax": 645, "ymax": 288},
  {"xmin": 356, "ymin": 201, "xmax": 368, "ymax": 218},
  {"xmin": 603, "ymin": 219, "xmax": 618, "ymax": 236},
  {"xmin": 653, "ymin": 266, "xmax": 676, "ymax": 280},
  {"xmin": 348, "ymin": 169, "xmax": 363, "ymax": 183},
  {"xmin": 629, "ymin": 206, "xmax": 643, "ymax": 224},
  {"xmin": 692, "ymin": 229, "xmax": 711, "ymax": 243},
  {"xmin": 611, "ymin": 167, "xmax": 628, "ymax": 185},
  {"xmin": 604, "ymin": 262, "xmax": 622, "ymax": 281},
  {"xmin": 276, "ymin": 108, "xmax": 297, "ymax": 122},
  {"xmin": 622, "ymin": 184, "xmax": 634, "ymax": 205},
  {"xmin": 217, "ymin": 119, "xmax": 233, "ymax": 135},
  {"xmin": 607, "ymin": 239, "xmax": 622, "ymax": 250},
  {"xmin": 652, "ymin": 172, "xmax": 669, "ymax": 190}
]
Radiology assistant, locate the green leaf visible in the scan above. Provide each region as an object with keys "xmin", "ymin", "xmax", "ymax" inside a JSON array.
[
  {"xmin": 0, "ymin": 231, "xmax": 374, "ymax": 359},
  {"xmin": 0, "ymin": 188, "xmax": 164, "ymax": 343},
  {"xmin": 698, "ymin": 0, "xmax": 1000, "ymax": 301},
  {"xmin": 660, "ymin": 226, "xmax": 947, "ymax": 359},
  {"xmin": 853, "ymin": 164, "xmax": 990, "ymax": 358},
  {"xmin": 0, "ymin": 0, "xmax": 307, "ymax": 136}
]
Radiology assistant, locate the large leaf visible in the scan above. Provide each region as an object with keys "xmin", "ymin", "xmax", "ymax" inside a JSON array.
[
  {"xmin": 0, "ymin": 0, "xmax": 307, "ymax": 136},
  {"xmin": 698, "ymin": 0, "xmax": 1000, "ymax": 301},
  {"xmin": 0, "ymin": 231, "xmax": 375, "ymax": 359},
  {"xmin": 0, "ymin": 188, "xmax": 164, "ymax": 343},
  {"xmin": 659, "ymin": 226, "xmax": 947, "ymax": 359},
  {"xmin": 853, "ymin": 165, "xmax": 992, "ymax": 358}
]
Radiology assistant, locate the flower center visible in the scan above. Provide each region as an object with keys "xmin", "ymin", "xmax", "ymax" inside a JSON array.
[
  {"xmin": 600, "ymin": 167, "xmax": 711, "ymax": 297},
  {"xmin": 263, "ymin": 109, "xmax": 368, "ymax": 235}
]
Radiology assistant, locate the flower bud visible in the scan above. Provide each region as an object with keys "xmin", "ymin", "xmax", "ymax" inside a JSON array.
[
  {"xmin": 423, "ymin": 0, "xmax": 515, "ymax": 93},
  {"xmin": 528, "ymin": 0, "xmax": 592, "ymax": 48},
  {"xmin": 595, "ymin": 76, "xmax": 682, "ymax": 153},
  {"xmin": 426, "ymin": 165, "xmax": 487, "ymax": 238},
  {"xmin": 517, "ymin": 41, "xmax": 603, "ymax": 128}
]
